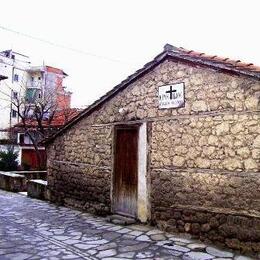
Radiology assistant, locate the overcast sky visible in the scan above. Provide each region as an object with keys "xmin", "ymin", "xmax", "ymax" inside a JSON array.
[{"xmin": 0, "ymin": 0, "xmax": 259, "ymax": 107}]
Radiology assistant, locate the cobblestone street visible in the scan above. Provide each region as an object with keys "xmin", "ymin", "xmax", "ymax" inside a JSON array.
[{"xmin": 0, "ymin": 190, "xmax": 253, "ymax": 260}]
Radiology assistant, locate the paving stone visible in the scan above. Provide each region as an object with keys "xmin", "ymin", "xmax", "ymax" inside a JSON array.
[
  {"xmin": 129, "ymin": 230, "xmax": 143, "ymax": 236},
  {"xmin": 183, "ymin": 252, "xmax": 214, "ymax": 260},
  {"xmin": 117, "ymin": 252, "xmax": 136, "ymax": 258},
  {"xmin": 163, "ymin": 249, "xmax": 183, "ymax": 257},
  {"xmin": 64, "ymin": 239, "xmax": 80, "ymax": 245},
  {"xmin": 102, "ymin": 232, "xmax": 122, "ymax": 240},
  {"xmin": 116, "ymin": 228, "xmax": 131, "ymax": 234},
  {"xmin": 188, "ymin": 243, "xmax": 207, "ymax": 250},
  {"xmin": 136, "ymin": 235, "xmax": 152, "ymax": 242},
  {"xmin": 74, "ymin": 243, "xmax": 97, "ymax": 250},
  {"xmin": 102, "ymin": 258, "xmax": 125, "ymax": 260},
  {"xmin": 162, "ymin": 243, "xmax": 190, "ymax": 253},
  {"xmin": 96, "ymin": 249, "xmax": 117, "ymax": 258},
  {"xmin": 148, "ymin": 245, "xmax": 160, "ymax": 251},
  {"xmin": 53, "ymin": 230, "xmax": 66, "ymax": 235},
  {"xmin": 87, "ymin": 249, "xmax": 98, "ymax": 255},
  {"xmin": 136, "ymin": 250, "xmax": 155, "ymax": 258},
  {"xmin": 129, "ymin": 225, "xmax": 151, "ymax": 231},
  {"xmin": 107, "ymin": 226, "xmax": 123, "ymax": 231},
  {"xmin": 175, "ymin": 241, "xmax": 187, "ymax": 246},
  {"xmin": 5, "ymin": 253, "xmax": 33, "ymax": 260},
  {"xmin": 120, "ymin": 239, "xmax": 139, "ymax": 246},
  {"xmin": 62, "ymin": 254, "xmax": 83, "ymax": 259},
  {"xmin": 81, "ymin": 235, "xmax": 101, "ymax": 241},
  {"xmin": 39, "ymin": 250, "xmax": 60, "ymax": 257},
  {"xmin": 156, "ymin": 240, "xmax": 172, "ymax": 246},
  {"xmin": 68, "ymin": 231, "xmax": 82, "ymax": 236},
  {"xmin": 53, "ymin": 235, "xmax": 70, "ymax": 241},
  {"xmin": 206, "ymin": 246, "xmax": 234, "ymax": 258},
  {"xmin": 118, "ymin": 243, "xmax": 150, "ymax": 253},
  {"xmin": 121, "ymin": 234, "xmax": 136, "ymax": 240},
  {"xmin": 0, "ymin": 190, "xmax": 252, "ymax": 260},
  {"xmin": 170, "ymin": 236, "xmax": 193, "ymax": 244},
  {"xmin": 19, "ymin": 245, "xmax": 35, "ymax": 250},
  {"xmin": 150, "ymin": 234, "xmax": 166, "ymax": 241},
  {"xmin": 96, "ymin": 242, "xmax": 117, "ymax": 250},
  {"xmin": 146, "ymin": 229, "xmax": 164, "ymax": 236},
  {"xmin": 85, "ymin": 239, "xmax": 108, "ymax": 245},
  {"xmin": 39, "ymin": 230, "xmax": 53, "ymax": 236}
]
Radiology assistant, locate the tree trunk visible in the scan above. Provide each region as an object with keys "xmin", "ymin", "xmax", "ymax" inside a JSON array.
[{"xmin": 26, "ymin": 131, "xmax": 42, "ymax": 170}]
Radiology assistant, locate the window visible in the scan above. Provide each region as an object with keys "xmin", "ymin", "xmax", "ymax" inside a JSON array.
[
  {"xmin": 26, "ymin": 89, "xmax": 35, "ymax": 102},
  {"xmin": 14, "ymin": 74, "xmax": 19, "ymax": 81},
  {"xmin": 38, "ymin": 77, "xmax": 41, "ymax": 80},
  {"xmin": 13, "ymin": 91, "xmax": 18, "ymax": 100},
  {"xmin": 18, "ymin": 133, "xmax": 24, "ymax": 144},
  {"xmin": 11, "ymin": 109, "xmax": 17, "ymax": 118},
  {"xmin": 26, "ymin": 89, "xmax": 41, "ymax": 102}
]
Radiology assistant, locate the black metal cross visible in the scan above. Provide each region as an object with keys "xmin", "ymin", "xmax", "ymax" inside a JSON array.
[{"xmin": 166, "ymin": 85, "xmax": 176, "ymax": 99}]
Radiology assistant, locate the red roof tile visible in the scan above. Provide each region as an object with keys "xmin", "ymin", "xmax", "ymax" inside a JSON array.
[{"xmin": 170, "ymin": 45, "xmax": 260, "ymax": 75}]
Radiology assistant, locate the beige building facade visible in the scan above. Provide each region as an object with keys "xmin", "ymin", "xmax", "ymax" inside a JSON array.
[{"xmin": 46, "ymin": 44, "xmax": 260, "ymax": 253}]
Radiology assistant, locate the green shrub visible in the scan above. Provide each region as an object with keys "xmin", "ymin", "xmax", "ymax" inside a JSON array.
[{"xmin": 0, "ymin": 147, "xmax": 18, "ymax": 171}]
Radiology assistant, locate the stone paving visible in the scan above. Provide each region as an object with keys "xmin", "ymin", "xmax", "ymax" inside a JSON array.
[{"xmin": 0, "ymin": 190, "xmax": 255, "ymax": 260}]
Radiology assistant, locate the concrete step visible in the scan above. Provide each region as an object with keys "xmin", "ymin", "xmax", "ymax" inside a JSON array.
[
  {"xmin": 106, "ymin": 214, "xmax": 136, "ymax": 225},
  {"xmin": 27, "ymin": 179, "xmax": 48, "ymax": 200}
]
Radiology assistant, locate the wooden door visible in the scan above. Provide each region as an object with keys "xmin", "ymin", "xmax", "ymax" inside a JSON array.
[{"xmin": 113, "ymin": 126, "xmax": 138, "ymax": 217}]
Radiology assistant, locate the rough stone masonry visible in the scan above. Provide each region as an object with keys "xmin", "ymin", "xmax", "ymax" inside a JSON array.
[{"xmin": 46, "ymin": 45, "xmax": 260, "ymax": 254}]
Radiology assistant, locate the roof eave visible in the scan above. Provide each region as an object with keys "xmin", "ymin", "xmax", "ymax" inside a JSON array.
[{"xmin": 167, "ymin": 52, "xmax": 260, "ymax": 80}]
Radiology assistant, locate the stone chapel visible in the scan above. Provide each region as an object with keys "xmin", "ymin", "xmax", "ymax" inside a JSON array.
[{"xmin": 45, "ymin": 44, "xmax": 260, "ymax": 253}]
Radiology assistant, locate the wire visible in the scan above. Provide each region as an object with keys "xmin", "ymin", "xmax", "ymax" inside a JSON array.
[
  {"xmin": 0, "ymin": 88, "xmax": 11, "ymax": 99},
  {"xmin": 0, "ymin": 97, "xmax": 11, "ymax": 103},
  {"xmin": 0, "ymin": 25, "xmax": 132, "ymax": 65},
  {"xmin": 0, "ymin": 104, "xmax": 10, "ymax": 110}
]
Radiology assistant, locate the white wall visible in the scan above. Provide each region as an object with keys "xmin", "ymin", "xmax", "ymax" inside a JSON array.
[
  {"xmin": 0, "ymin": 52, "xmax": 30, "ymax": 138},
  {"xmin": 137, "ymin": 123, "xmax": 150, "ymax": 222}
]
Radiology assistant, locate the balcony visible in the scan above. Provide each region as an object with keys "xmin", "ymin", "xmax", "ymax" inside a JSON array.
[
  {"xmin": 26, "ymin": 81, "xmax": 42, "ymax": 89},
  {"xmin": 25, "ymin": 88, "xmax": 42, "ymax": 103}
]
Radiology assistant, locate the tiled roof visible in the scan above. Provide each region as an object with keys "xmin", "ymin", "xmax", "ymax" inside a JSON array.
[
  {"xmin": 163, "ymin": 44, "xmax": 260, "ymax": 79},
  {"xmin": 44, "ymin": 44, "xmax": 260, "ymax": 144}
]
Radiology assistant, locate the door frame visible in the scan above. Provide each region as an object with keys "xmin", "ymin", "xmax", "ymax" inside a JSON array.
[{"xmin": 111, "ymin": 122, "xmax": 150, "ymax": 222}]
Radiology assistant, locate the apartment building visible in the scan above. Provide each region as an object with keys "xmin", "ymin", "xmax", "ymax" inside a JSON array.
[
  {"xmin": 0, "ymin": 50, "xmax": 73, "ymax": 169},
  {"xmin": 0, "ymin": 50, "xmax": 30, "ymax": 141}
]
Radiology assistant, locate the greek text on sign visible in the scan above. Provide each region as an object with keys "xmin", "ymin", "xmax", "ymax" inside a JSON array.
[{"xmin": 159, "ymin": 83, "xmax": 184, "ymax": 109}]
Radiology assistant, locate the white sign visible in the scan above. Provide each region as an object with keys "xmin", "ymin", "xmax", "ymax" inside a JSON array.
[{"xmin": 159, "ymin": 83, "xmax": 184, "ymax": 109}]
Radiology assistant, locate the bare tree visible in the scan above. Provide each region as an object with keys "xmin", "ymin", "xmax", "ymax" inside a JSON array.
[
  {"xmin": 14, "ymin": 86, "xmax": 58, "ymax": 169},
  {"xmin": 0, "ymin": 72, "xmax": 73, "ymax": 169}
]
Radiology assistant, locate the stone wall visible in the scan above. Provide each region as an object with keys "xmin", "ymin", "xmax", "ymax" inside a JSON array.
[
  {"xmin": 151, "ymin": 114, "xmax": 259, "ymax": 172},
  {"xmin": 153, "ymin": 205, "xmax": 260, "ymax": 254},
  {"xmin": 47, "ymin": 58, "xmax": 260, "ymax": 253},
  {"xmin": 47, "ymin": 125, "xmax": 112, "ymax": 214},
  {"xmin": 48, "ymin": 160, "xmax": 111, "ymax": 215},
  {"xmin": 0, "ymin": 172, "xmax": 26, "ymax": 192}
]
